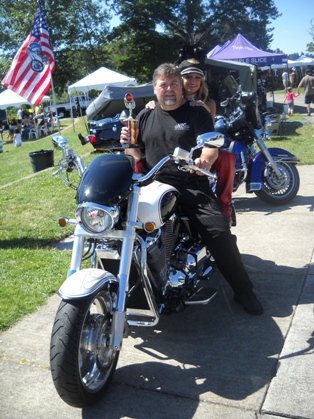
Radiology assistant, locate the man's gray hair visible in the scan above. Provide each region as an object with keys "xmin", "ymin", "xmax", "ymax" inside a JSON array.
[{"xmin": 152, "ymin": 63, "xmax": 182, "ymax": 86}]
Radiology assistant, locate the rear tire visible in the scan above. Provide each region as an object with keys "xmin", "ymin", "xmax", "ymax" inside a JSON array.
[{"xmin": 50, "ymin": 284, "xmax": 119, "ymax": 408}]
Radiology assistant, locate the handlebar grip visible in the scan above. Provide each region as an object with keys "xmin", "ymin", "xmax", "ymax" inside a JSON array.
[{"xmin": 189, "ymin": 164, "xmax": 217, "ymax": 180}]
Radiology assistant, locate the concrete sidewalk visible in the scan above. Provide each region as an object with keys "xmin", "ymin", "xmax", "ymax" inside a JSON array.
[{"xmin": 1, "ymin": 165, "xmax": 314, "ymax": 419}]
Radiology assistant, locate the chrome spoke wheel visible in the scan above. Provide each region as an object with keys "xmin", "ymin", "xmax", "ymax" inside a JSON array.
[
  {"xmin": 79, "ymin": 292, "xmax": 117, "ymax": 392},
  {"xmin": 50, "ymin": 282, "xmax": 120, "ymax": 408}
]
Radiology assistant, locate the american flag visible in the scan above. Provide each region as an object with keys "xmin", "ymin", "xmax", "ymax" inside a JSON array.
[{"xmin": 2, "ymin": 0, "xmax": 55, "ymax": 106}]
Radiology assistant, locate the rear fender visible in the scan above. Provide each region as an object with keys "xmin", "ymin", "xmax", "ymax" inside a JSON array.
[
  {"xmin": 247, "ymin": 148, "xmax": 299, "ymax": 192},
  {"xmin": 58, "ymin": 268, "xmax": 118, "ymax": 300}
]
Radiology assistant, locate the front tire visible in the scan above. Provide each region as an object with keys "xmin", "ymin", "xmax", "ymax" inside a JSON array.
[
  {"xmin": 50, "ymin": 285, "xmax": 119, "ymax": 408},
  {"xmin": 255, "ymin": 161, "xmax": 300, "ymax": 205}
]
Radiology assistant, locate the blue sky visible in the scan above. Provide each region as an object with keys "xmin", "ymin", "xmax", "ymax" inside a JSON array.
[{"xmin": 269, "ymin": 0, "xmax": 313, "ymax": 55}]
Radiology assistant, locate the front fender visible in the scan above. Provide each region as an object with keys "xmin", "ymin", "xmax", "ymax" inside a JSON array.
[
  {"xmin": 247, "ymin": 148, "xmax": 299, "ymax": 192},
  {"xmin": 58, "ymin": 268, "xmax": 118, "ymax": 300}
]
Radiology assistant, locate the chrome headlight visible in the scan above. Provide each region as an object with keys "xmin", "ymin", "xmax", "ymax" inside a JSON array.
[{"xmin": 75, "ymin": 202, "xmax": 119, "ymax": 233}]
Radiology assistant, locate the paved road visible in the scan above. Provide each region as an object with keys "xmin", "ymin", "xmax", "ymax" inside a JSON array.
[{"xmin": 1, "ymin": 148, "xmax": 314, "ymax": 417}]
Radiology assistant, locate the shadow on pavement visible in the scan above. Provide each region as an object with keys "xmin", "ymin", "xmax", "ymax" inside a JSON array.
[
  {"xmin": 81, "ymin": 252, "xmax": 309, "ymax": 419},
  {"xmin": 234, "ymin": 193, "xmax": 314, "ymax": 215}
]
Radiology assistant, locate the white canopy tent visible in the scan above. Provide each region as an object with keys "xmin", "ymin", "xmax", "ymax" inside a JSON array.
[
  {"xmin": 0, "ymin": 89, "xmax": 50, "ymax": 109},
  {"xmin": 68, "ymin": 67, "xmax": 137, "ymax": 95},
  {"xmin": 288, "ymin": 55, "xmax": 314, "ymax": 67},
  {"xmin": 260, "ymin": 55, "xmax": 314, "ymax": 70}
]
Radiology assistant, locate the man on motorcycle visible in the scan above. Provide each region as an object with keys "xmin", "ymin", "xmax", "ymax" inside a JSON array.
[
  {"xmin": 145, "ymin": 59, "xmax": 236, "ymax": 225},
  {"xmin": 120, "ymin": 63, "xmax": 263, "ymax": 315}
]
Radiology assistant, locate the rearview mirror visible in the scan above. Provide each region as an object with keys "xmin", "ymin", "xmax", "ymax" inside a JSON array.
[
  {"xmin": 52, "ymin": 135, "xmax": 69, "ymax": 149},
  {"xmin": 196, "ymin": 132, "xmax": 225, "ymax": 148}
]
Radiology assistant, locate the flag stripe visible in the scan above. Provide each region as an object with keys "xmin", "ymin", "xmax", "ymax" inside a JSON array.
[
  {"xmin": 1, "ymin": 1, "xmax": 55, "ymax": 106},
  {"xmin": 3, "ymin": 38, "xmax": 31, "ymax": 86}
]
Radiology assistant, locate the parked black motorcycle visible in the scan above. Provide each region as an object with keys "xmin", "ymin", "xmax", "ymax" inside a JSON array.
[{"xmin": 215, "ymin": 76, "xmax": 300, "ymax": 205}]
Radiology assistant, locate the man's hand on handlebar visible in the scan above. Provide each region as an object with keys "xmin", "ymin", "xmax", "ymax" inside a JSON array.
[{"xmin": 191, "ymin": 156, "xmax": 212, "ymax": 176}]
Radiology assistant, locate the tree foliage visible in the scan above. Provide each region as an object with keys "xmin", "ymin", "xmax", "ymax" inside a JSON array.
[
  {"xmin": 107, "ymin": 0, "xmax": 280, "ymax": 51},
  {"xmin": 307, "ymin": 19, "xmax": 314, "ymax": 54},
  {"xmin": 0, "ymin": 0, "xmax": 112, "ymax": 94},
  {"xmin": 105, "ymin": 0, "xmax": 281, "ymax": 80},
  {"xmin": 0, "ymin": 0, "xmax": 282, "ymax": 97}
]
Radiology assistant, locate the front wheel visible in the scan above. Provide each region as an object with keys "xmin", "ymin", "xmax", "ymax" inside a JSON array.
[
  {"xmin": 255, "ymin": 162, "xmax": 300, "ymax": 205},
  {"xmin": 50, "ymin": 284, "xmax": 119, "ymax": 408}
]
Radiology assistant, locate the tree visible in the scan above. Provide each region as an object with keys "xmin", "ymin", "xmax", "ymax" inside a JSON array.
[
  {"xmin": 107, "ymin": 0, "xmax": 280, "ymax": 56},
  {"xmin": 307, "ymin": 19, "xmax": 314, "ymax": 54},
  {"xmin": 288, "ymin": 53, "xmax": 301, "ymax": 60},
  {"xmin": 106, "ymin": 31, "xmax": 182, "ymax": 83},
  {"xmin": 0, "ymin": 0, "xmax": 282, "ymax": 96},
  {"xmin": 0, "ymin": 0, "xmax": 112, "ymax": 94}
]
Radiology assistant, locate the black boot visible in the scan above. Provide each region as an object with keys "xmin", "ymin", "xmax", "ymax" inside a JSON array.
[{"xmin": 234, "ymin": 291, "xmax": 263, "ymax": 315}]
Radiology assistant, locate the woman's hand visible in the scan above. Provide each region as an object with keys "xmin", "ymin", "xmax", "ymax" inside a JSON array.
[
  {"xmin": 189, "ymin": 99, "xmax": 205, "ymax": 107},
  {"xmin": 145, "ymin": 100, "xmax": 156, "ymax": 109},
  {"xmin": 189, "ymin": 100, "xmax": 212, "ymax": 117},
  {"xmin": 189, "ymin": 99, "xmax": 215, "ymax": 121}
]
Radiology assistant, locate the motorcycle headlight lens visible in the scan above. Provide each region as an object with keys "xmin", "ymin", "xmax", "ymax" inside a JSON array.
[{"xmin": 76, "ymin": 203, "xmax": 119, "ymax": 233}]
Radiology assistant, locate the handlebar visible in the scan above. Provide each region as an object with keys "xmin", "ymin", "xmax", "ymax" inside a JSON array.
[
  {"xmin": 52, "ymin": 133, "xmax": 221, "ymax": 189},
  {"xmin": 185, "ymin": 164, "xmax": 217, "ymax": 181},
  {"xmin": 133, "ymin": 146, "xmax": 217, "ymax": 188}
]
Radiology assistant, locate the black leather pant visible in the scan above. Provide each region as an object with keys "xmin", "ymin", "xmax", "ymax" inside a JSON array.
[{"xmin": 176, "ymin": 179, "xmax": 253, "ymax": 294}]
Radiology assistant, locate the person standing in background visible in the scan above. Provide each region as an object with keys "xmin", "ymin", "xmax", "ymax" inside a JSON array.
[
  {"xmin": 297, "ymin": 67, "xmax": 314, "ymax": 116},
  {"xmin": 282, "ymin": 70, "xmax": 289, "ymax": 89},
  {"xmin": 290, "ymin": 68, "xmax": 296, "ymax": 88},
  {"xmin": 75, "ymin": 97, "xmax": 81, "ymax": 117},
  {"xmin": 17, "ymin": 107, "xmax": 23, "ymax": 123}
]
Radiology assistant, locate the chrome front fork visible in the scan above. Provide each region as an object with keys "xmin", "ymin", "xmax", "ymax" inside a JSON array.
[{"xmin": 254, "ymin": 131, "xmax": 281, "ymax": 177}]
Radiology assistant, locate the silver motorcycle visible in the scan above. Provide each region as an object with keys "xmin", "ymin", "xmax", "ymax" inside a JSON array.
[{"xmin": 50, "ymin": 131, "xmax": 224, "ymax": 408}]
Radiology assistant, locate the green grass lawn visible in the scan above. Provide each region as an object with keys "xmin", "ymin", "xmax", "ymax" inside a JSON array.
[
  {"xmin": 265, "ymin": 115, "xmax": 314, "ymax": 165},
  {"xmin": 0, "ymin": 117, "xmax": 93, "ymax": 331},
  {"xmin": 0, "ymin": 118, "xmax": 91, "ymax": 186},
  {"xmin": 0, "ymin": 112, "xmax": 313, "ymax": 332}
]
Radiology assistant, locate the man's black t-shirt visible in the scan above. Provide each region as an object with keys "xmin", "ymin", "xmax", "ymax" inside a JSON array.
[{"xmin": 137, "ymin": 101, "xmax": 214, "ymax": 187}]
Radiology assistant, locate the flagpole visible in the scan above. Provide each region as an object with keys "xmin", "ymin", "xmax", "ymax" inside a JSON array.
[{"xmin": 50, "ymin": 72, "xmax": 61, "ymax": 135}]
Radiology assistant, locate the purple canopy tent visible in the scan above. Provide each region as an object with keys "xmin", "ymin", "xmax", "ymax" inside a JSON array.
[
  {"xmin": 208, "ymin": 34, "xmax": 287, "ymax": 66},
  {"xmin": 207, "ymin": 41, "xmax": 231, "ymax": 58},
  {"xmin": 207, "ymin": 44, "xmax": 222, "ymax": 58}
]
